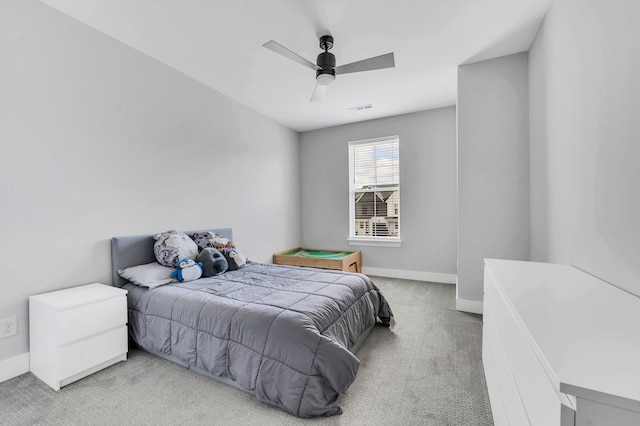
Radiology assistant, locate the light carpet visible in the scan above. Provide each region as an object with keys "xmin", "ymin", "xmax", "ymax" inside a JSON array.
[{"xmin": 0, "ymin": 277, "xmax": 493, "ymax": 425}]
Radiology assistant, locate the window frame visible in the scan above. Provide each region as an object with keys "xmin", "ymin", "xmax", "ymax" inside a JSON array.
[{"xmin": 347, "ymin": 136, "xmax": 402, "ymax": 247}]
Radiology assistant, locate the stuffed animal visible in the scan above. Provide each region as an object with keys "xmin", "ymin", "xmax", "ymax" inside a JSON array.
[
  {"xmin": 154, "ymin": 230, "xmax": 199, "ymax": 267},
  {"xmin": 171, "ymin": 258, "xmax": 203, "ymax": 282},
  {"xmin": 192, "ymin": 231, "xmax": 234, "ymax": 250},
  {"xmin": 220, "ymin": 248, "xmax": 247, "ymax": 271},
  {"xmin": 197, "ymin": 247, "xmax": 228, "ymax": 277},
  {"xmin": 229, "ymin": 250, "xmax": 247, "ymax": 268}
]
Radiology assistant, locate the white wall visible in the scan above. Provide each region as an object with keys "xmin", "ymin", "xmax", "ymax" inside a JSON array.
[
  {"xmin": 457, "ymin": 53, "xmax": 530, "ymax": 308},
  {"xmin": 300, "ymin": 108, "xmax": 457, "ymax": 281},
  {"xmin": 529, "ymin": 0, "xmax": 640, "ymax": 296},
  {"xmin": 0, "ymin": 1, "xmax": 300, "ymax": 363}
]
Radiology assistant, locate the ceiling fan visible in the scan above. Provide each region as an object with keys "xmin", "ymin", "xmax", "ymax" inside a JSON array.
[{"xmin": 263, "ymin": 35, "xmax": 395, "ymax": 102}]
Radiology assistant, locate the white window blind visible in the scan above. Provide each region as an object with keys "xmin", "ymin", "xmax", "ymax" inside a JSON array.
[{"xmin": 348, "ymin": 136, "xmax": 400, "ymax": 243}]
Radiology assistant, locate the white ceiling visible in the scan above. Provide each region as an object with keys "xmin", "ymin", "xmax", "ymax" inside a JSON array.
[{"xmin": 41, "ymin": 0, "xmax": 551, "ymax": 132}]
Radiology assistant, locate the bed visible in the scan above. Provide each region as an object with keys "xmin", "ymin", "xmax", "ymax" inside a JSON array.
[{"xmin": 111, "ymin": 229, "xmax": 394, "ymax": 418}]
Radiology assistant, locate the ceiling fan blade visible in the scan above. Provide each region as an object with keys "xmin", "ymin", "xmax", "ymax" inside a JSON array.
[
  {"xmin": 310, "ymin": 84, "xmax": 327, "ymax": 102},
  {"xmin": 334, "ymin": 52, "xmax": 395, "ymax": 75},
  {"xmin": 263, "ymin": 40, "xmax": 318, "ymax": 71}
]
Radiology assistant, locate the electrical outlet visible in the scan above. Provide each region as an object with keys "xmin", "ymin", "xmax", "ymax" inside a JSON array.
[{"xmin": 0, "ymin": 316, "xmax": 17, "ymax": 338}]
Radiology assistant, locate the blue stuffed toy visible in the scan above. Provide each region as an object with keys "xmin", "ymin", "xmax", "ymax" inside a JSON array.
[{"xmin": 171, "ymin": 258, "xmax": 203, "ymax": 282}]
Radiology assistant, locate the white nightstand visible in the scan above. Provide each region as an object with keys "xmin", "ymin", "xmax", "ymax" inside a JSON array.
[{"xmin": 29, "ymin": 283, "xmax": 128, "ymax": 390}]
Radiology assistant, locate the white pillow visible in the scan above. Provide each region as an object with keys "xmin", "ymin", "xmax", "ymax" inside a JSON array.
[{"xmin": 118, "ymin": 262, "xmax": 177, "ymax": 289}]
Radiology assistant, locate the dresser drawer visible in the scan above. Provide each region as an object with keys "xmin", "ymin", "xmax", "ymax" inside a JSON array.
[
  {"xmin": 58, "ymin": 325, "xmax": 128, "ymax": 379},
  {"xmin": 490, "ymin": 281, "xmax": 567, "ymax": 425},
  {"xmin": 483, "ymin": 306, "xmax": 530, "ymax": 426},
  {"xmin": 57, "ymin": 295, "xmax": 126, "ymax": 346}
]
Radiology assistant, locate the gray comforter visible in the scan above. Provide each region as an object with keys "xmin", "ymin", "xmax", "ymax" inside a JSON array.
[{"xmin": 125, "ymin": 262, "xmax": 393, "ymax": 418}]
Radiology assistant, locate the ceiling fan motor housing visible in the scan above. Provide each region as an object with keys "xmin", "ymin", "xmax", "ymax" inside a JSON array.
[
  {"xmin": 316, "ymin": 52, "xmax": 336, "ymax": 77},
  {"xmin": 316, "ymin": 34, "xmax": 336, "ymax": 79}
]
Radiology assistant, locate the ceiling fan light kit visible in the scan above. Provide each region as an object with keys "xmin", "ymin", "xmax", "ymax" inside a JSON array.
[
  {"xmin": 263, "ymin": 34, "xmax": 394, "ymax": 102},
  {"xmin": 316, "ymin": 73, "xmax": 335, "ymax": 87}
]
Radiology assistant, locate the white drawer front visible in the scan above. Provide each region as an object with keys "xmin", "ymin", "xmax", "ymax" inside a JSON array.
[
  {"xmin": 484, "ymin": 310, "xmax": 530, "ymax": 426},
  {"xmin": 57, "ymin": 295, "xmax": 126, "ymax": 346},
  {"xmin": 58, "ymin": 325, "xmax": 128, "ymax": 379},
  {"xmin": 491, "ymin": 286, "xmax": 563, "ymax": 426},
  {"xmin": 483, "ymin": 322, "xmax": 510, "ymax": 426}
]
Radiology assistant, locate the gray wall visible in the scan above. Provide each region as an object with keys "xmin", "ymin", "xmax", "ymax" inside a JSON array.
[
  {"xmin": 300, "ymin": 108, "xmax": 457, "ymax": 277},
  {"xmin": 0, "ymin": 1, "xmax": 300, "ymax": 361},
  {"xmin": 457, "ymin": 53, "xmax": 530, "ymax": 305},
  {"xmin": 529, "ymin": 0, "xmax": 640, "ymax": 296}
]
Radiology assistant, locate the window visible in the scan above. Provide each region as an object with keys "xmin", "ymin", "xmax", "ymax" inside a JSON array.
[{"xmin": 348, "ymin": 136, "xmax": 400, "ymax": 246}]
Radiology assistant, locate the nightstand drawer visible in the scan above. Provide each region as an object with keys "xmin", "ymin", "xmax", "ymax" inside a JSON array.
[
  {"xmin": 56, "ymin": 295, "xmax": 126, "ymax": 346},
  {"xmin": 59, "ymin": 325, "xmax": 128, "ymax": 379}
]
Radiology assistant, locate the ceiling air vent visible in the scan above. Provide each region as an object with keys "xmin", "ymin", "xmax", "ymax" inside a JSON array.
[{"xmin": 347, "ymin": 104, "xmax": 373, "ymax": 111}]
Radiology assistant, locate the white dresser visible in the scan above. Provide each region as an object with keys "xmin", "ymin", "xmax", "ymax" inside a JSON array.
[
  {"xmin": 483, "ymin": 259, "xmax": 640, "ymax": 426},
  {"xmin": 29, "ymin": 283, "xmax": 128, "ymax": 390}
]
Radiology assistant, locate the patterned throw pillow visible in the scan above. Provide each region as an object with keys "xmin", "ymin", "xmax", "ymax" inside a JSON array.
[
  {"xmin": 192, "ymin": 231, "xmax": 234, "ymax": 250},
  {"xmin": 153, "ymin": 230, "xmax": 199, "ymax": 267}
]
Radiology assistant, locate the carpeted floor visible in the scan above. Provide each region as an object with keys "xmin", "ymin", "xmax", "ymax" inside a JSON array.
[{"xmin": 0, "ymin": 277, "xmax": 494, "ymax": 426}]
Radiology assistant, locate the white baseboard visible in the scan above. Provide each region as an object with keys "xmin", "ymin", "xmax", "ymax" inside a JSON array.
[
  {"xmin": 0, "ymin": 352, "xmax": 30, "ymax": 383},
  {"xmin": 362, "ymin": 267, "xmax": 457, "ymax": 284},
  {"xmin": 456, "ymin": 298, "xmax": 484, "ymax": 314}
]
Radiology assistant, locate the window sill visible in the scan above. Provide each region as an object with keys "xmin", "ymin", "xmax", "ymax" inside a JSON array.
[{"xmin": 347, "ymin": 237, "xmax": 402, "ymax": 248}]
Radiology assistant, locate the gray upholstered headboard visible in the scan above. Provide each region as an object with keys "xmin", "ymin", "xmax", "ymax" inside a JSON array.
[{"xmin": 110, "ymin": 228, "xmax": 233, "ymax": 287}]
